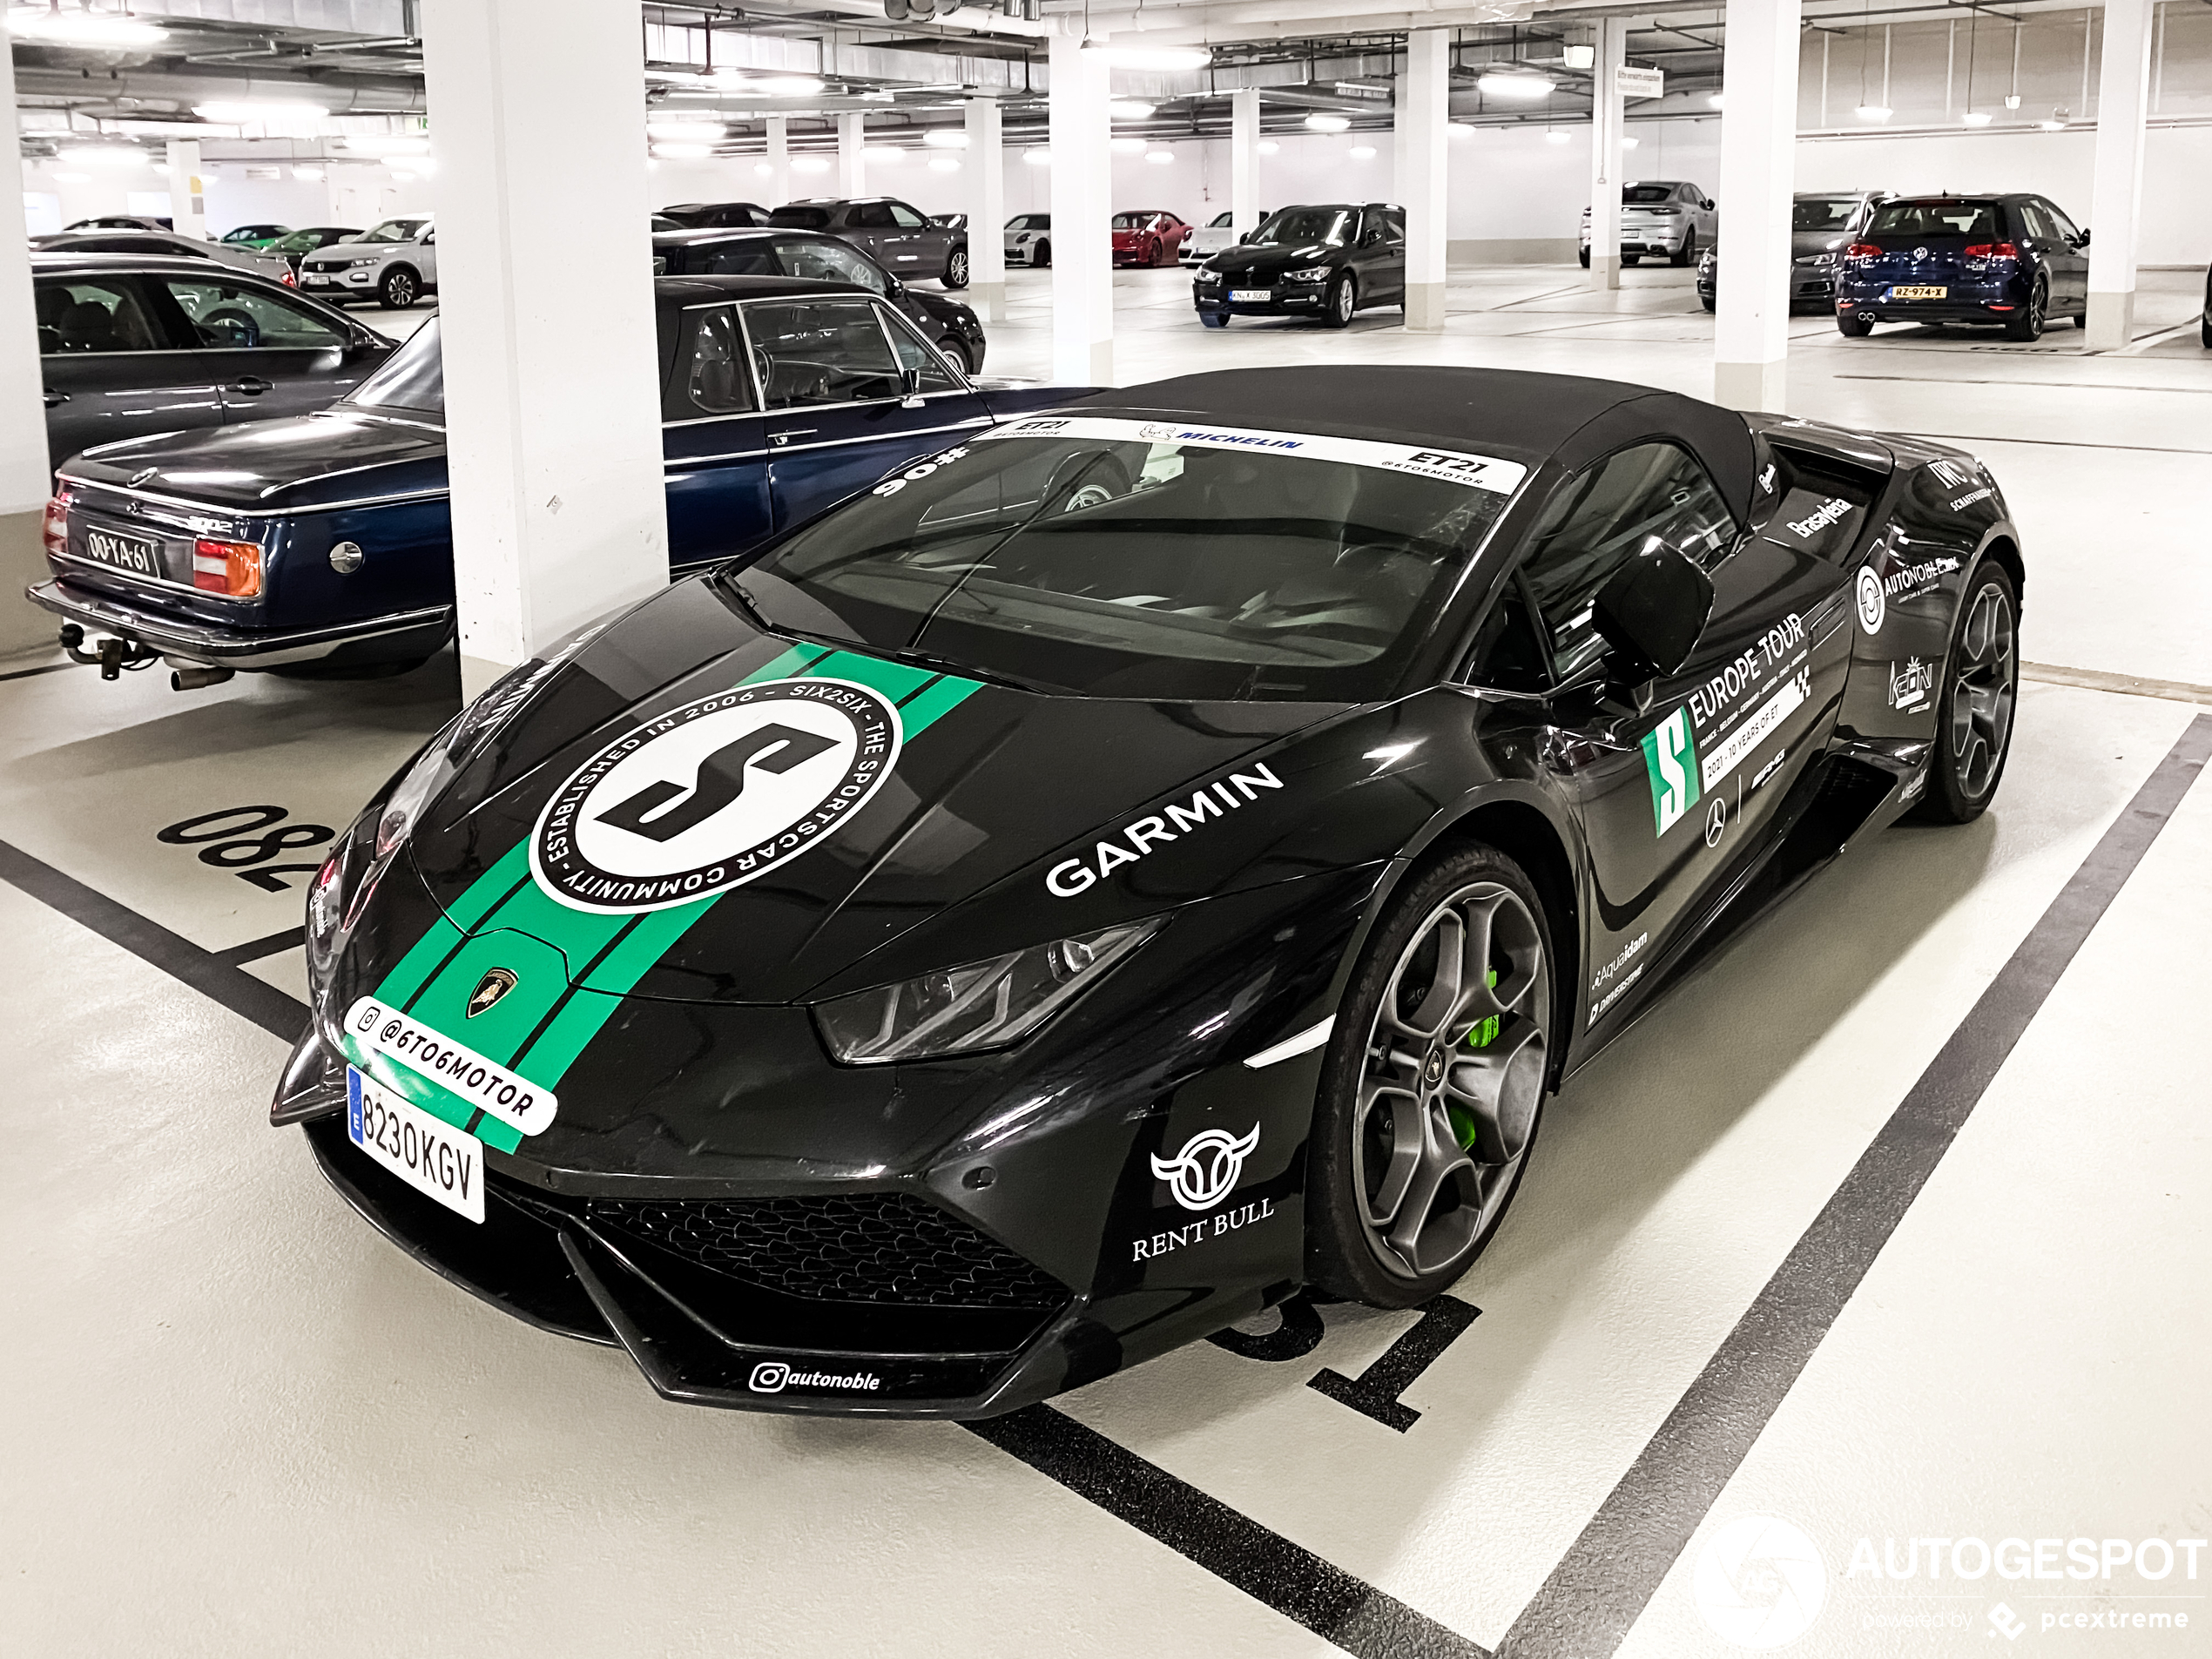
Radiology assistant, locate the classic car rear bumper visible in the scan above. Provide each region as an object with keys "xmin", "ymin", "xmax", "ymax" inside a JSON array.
[{"xmin": 26, "ymin": 577, "xmax": 451, "ymax": 669}]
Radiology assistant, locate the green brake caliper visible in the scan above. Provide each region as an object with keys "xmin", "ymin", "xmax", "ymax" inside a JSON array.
[{"xmin": 1446, "ymin": 970, "xmax": 1500, "ymax": 1150}]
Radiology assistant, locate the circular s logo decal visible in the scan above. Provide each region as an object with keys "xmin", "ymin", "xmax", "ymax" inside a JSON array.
[
  {"xmin": 1855, "ymin": 566, "xmax": 1885, "ymax": 635},
  {"xmin": 530, "ymin": 678, "xmax": 901, "ymax": 913},
  {"xmin": 1150, "ymin": 1124, "xmax": 1260, "ymax": 1211},
  {"xmin": 1693, "ymin": 1514, "xmax": 1827, "ymax": 1649}
]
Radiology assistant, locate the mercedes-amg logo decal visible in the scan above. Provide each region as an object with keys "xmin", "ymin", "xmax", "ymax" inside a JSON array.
[
  {"xmin": 1151, "ymin": 1124, "xmax": 1261, "ymax": 1212},
  {"xmin": 530, "ymin": 678, "xmax": 902, "ymax": 914},
  {"xmin": 467, "ymin": 968, "xmax": 517, "ymax": 1018}
]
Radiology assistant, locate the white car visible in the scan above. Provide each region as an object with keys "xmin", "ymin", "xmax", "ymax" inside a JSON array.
[
  {"xmin": 1004, "ymin": 212, "xmax": 1051, "ymax": 267},
  {"xmin": 296, "ymin": 214, "xmax": 437, "ymax": 308},
  {"xmin": 1578, "ymin": 180, "xmax": 1717, "ymax": 269},
  {"xmin": 1180, "ymin": 209, "xmax": 1270, "ymax": 266}
]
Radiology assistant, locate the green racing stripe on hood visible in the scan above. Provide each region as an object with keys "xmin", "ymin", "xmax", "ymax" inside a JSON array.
[{"xmin": 344, "ymin": 639, "xmax": 981, "ymax": 1143}]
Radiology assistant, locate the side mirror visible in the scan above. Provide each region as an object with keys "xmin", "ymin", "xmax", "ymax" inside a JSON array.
[
  {"xmin": 2074, "ymin": 227, "xmax": 2091, "ymax": 246},
  {"xmin": 1703, "ymin": 199, "xmax": 1716, "ymax": 212},
  {"xmin": 1238, "ymin": 230, "xmax": 1253, "ymax": 244},
  {"xmin": 899, "ymin": 366, "xmax": 925, "ymax": 408},
  {"xmin": 1593, "ymin": 545, "xmax": 1716, "ymax": 679}
]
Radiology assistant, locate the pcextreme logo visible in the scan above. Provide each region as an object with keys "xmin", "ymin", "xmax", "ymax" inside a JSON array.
[{"xmin": 1642, "ymin": 706, "xmax": 1702, "ymax": 835}]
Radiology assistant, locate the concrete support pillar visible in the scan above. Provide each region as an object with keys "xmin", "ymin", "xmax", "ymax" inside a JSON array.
[
  {"xmin": 1048, "ymin": 30, "xmax": 1112, "ymax": 385},
  {"xmin": 0, "ymin": 29, "xmax": 56, "ymax": 655},
  {"xmin": 1401, "ymin": 28, "xmax": 1450, "ymax": 333},
  {"xmin": 1229, "ymin": 87, "xmax": 1261, "ymax": 234},
  {"xmin": 837, "ymin": 111, "xmax": 867, "ymax": 198},
  {"xmin": 1588, "ymin": 17, "xmax": 1627, "ymax": 291},
  {"xmin": 763, "ymin": 114, "xmax": 789, "ymax": 208},
  {"xmin": 165, "ymin": 138, "xmax": 209, "ymax": 240},
  {"xmin": 420, "ymin": 0, "xmax": 670, "ymax": 699},
  {"xmin": 1712, "ymin": 0, "xmax": 1801, "ymax": 413},
  {"xmin": 2086, "ymin": 0, "xmax": 2154, "ymax": 351},
  {"xmin": 966, "ymin": 98, "xmax": 1006, "ymax": 322}
]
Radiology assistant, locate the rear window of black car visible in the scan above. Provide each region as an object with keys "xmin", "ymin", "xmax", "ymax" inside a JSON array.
[
  {"xmin": 1867, "ymin": 199, "xmax": 2001, "ymax": 239},
  {"xmin": 770, "ymin": 207, "xmax": 833, "ymax": 229}
]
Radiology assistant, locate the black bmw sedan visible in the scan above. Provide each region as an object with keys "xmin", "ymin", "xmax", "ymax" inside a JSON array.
[
  {"xmin": 1191, "ymin": 203, "xmax": 1406, "ymax": 328},
  {"xmin": 1834, "ymin": 193, "xmax": 2090, "ymax": 341},
  {"xmin": 653, "ymin": 226, "xmax": 988, "ymax": 374}
]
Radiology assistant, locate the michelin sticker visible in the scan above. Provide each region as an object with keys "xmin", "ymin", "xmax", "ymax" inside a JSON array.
[
  {"xmin": 531, "ymin": 678, "xmax": 901, "ymax": 913},
  {"xmin": 981, "ymin": 415, "xmax": 1529, "ymax": 496}
]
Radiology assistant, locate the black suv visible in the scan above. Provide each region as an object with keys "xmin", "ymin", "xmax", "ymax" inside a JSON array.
[
  {"xmin": 1191, "ymin": 202, "xmax": 1405, "ymax": 328},
  {"xmin": 766, "ymin": 198, "xmax": 970, "ymax": 290},
  {"xmin": 660, "ymin": 201, "xmax": 772, "ymax": 229},
  {"xmin": 651, "ymin": 226, "xmax": 988, "ymax": 374},
  {"xmin": 1835, "ymin": 192, "xmax": 2091, "ymax": 341}
]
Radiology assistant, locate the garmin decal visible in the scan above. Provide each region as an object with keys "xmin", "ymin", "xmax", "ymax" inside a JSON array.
[
  {"xmin": 1046, "ymin": 763, "xmax": 1285, "ymax": 897},
  {"xmin": 532, "ymin": 677, "xmax": 902, "ymax": 913}
]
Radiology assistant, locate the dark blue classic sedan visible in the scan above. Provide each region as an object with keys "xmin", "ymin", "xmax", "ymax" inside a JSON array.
[{"xmin": 30, "ymin": 274, "xmax": 1084, "ymax": 687}]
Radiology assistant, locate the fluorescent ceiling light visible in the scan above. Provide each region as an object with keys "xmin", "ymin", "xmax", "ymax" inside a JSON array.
[
  {"xmin": 923, "ymin": 129, "xmax": 968, "ymax": 148},
  {"xmin": 389, "ymin": 170, "xmax": 416, "ymax": 181},
  {"xmin": 1110, "ymin": 137, "xmax": 1145, "ymax": 154},
  {"xmin": 1545, "ymin": 130, "xmax": 1571, "ymax": 144},
  {"xmin": 1856, "ymin": 104, "xmax": 1892, "ymax": 122},
  {"xmin": 757, "ymin": 76, "xmax": 826, "ymax": 98},
  {"xmin": 192, "ymin": 99, "xmax": 328, "ymax": 124},
  {"xmin": 1961, "ymin": 110, "xmax": 1992, "ymax": 126},
  {"xmin": 1022, "ymin": 147, "xmax": 1050, "ymax": 165},
  {"xmin": 1304, "ymin": 113, "xmax": 1350, "ymax": 133},
  {"xmin": 754, "ymin": 161, "xmax": 774, "ymax": 175},
  {"xmin": 1348, "ymin": 145, "xmax": 1376, "ymax": 159},
  {"xmin": 1562, "ymin": 44, "xmax": 1595, "ymax": 71},
  {"xmin": 2005, "ymin": 92, "xmax": 2021, "ymax": 110},
  {"xmin": 648, "ymin": 116, "xmax": 723, "ymax": 138},
  {"xmin": 1621, "ymin": 136, "xmax": 1639, "ymax": 149},
  {"xmin": 292, "ymin": 165, "xmax": 324, "ymax": 180},
  {"xmin": 1144, "ymin": 149, "xmax": 1173, "ymax": 164},
  {"xmin": 1109, "ymin": 100, "xmax": 1156, "ymax": 121},
  {"xmin": 10, "ymin": 9, "xmax": 164, "ymax": 46},
  {"xmin": 928, "ymin": 156, "xmax": 961, "ymax": 172},
  {"xmin": 1088, "ymin": 45, "xmax": 1209, "ymax": 71},
  {"xmin": 1257, "ymin": 140, "xmax": 1279, "ymax": 155},
  {"xmin": 1477, "ymin": 72, "xmax": 1552, "ymax": 100},
  {"xmin": 1708, "ymin": 92, "xmax": 1724, "ymax": 109},
  {"xmin": 652, "ymin": 143, "xmax": 711, "ymax": 159}
]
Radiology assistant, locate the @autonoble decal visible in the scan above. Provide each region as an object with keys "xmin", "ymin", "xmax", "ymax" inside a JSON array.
[
  {"xmin": 530, "ymin": 678, "xmax": 901, "ymax": 914},
  {"xmin": 1694, "ymin": 1514, "xmax": 1828, "ymax": 1649}
]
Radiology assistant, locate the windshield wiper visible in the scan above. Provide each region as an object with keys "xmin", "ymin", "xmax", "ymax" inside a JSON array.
[{"xmin": 878, "ymin": 644, "xmax": 1058, "ymax": 696}]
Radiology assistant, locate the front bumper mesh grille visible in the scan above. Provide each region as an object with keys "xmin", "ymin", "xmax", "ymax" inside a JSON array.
[{"xmin": 584, "ymin": 1191, "xmax": 1067, "ymax": 1311}]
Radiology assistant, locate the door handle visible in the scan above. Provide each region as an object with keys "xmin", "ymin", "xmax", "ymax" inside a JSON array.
[
  {"xmin": 230, "ymin": 376, "xmax": 274, "ymax": 395},
  {"xmin": 769, "ymin": 428, "xmax": 817, "ymax": 447},
  {"xmin": 44, "ymin": 389, "xmax": 68, "ymax": 408}
]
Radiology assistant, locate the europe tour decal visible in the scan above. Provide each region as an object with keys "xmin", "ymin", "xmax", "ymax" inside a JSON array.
[
  {"xmin": 531, "ymin": 677, "xmax": 903, "ymax": 913},
  {"xmin": 1642, "ymin": 614, "xmax": 1812, "ymax": 839}
]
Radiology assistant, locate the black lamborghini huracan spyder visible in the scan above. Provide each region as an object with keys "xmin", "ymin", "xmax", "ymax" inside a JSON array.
[{"xmin": 277, "ymin": 367, "xmax": 2021, "ymax": 1416}]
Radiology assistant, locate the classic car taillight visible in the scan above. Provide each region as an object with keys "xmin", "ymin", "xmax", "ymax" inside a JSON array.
[
  {"xmin": 1845, "ymin": 243, "xmax": 1880, "ymax": 260},
  {"xmin": 40, "ymin": 491, "xmax": 70, "ymax": 559},
  {"xmin": 192, "ymin": 538, "xmax": 263, "ymax": 598},
  {"xmin": 1962, "ymin": 242, "xmax": 2020, "ymax": 260}
]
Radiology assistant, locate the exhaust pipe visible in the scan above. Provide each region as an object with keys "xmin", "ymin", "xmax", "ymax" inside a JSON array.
[{"xmin": 170, "ymin": 663, "xmax": 234, "ymax": 691}]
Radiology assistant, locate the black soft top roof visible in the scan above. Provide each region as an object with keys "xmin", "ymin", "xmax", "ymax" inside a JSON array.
[{"xmin": 1070, "ymin": 365, "xmax": 1757, "ymax": 514}]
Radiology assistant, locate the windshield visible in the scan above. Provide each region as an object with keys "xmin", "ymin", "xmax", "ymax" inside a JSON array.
[
  {"xmin": 1209, "ymin": 212, "xmax": 1233, "ymax": 228},
  {"xmin": 1250, "ymin": 208, "xmax": 1353, "ymax": 248},
  {"xmin": 738, "ymin": 415, "xmax": 1527, "ymax": 701},
  {"xmin": 1793, "ymin": 197, "xmax": 1864, "ymax": 233},
  {"xmin": 1111, "ymin": 213, "xmax": 1157, "ymax": 230},
  {"xmin": 1867, "ymin": 199, "xmax": 2000, "ymax": 239},
  {"xmin": 341, "ymin": 318, "xmax": 442, "ymax": 418},
  {"xmin": 274, "ymin": 229, "xmax": 339, "ymax": 253},
  {"xmin": 359, "ymin": 219, "xmax": 427, "ymax": 244}
]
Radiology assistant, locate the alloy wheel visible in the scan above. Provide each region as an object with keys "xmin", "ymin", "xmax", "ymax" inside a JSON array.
[
  {"xmin": 1352, "ymin": 881, "xmax": 1548, "ymax": 1281},
  {"xmin": 947, "ymin": 249, "xmax": 968, "ymax": 287},
  {"xmin": 1948, "ymin": 581, "xmax": 2016, "ymax": 799}
]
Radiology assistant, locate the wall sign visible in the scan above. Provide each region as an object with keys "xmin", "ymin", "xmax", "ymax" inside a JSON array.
[{"xmin": 1616, "ymin": 64, "xmax": 1665, "ymax": 99}]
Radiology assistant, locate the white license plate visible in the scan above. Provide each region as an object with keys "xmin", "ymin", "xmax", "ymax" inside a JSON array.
[
  {"xmin": 1231, "ymin": 288, "xmax": 1272, "ymax": 302},
  {"xmin": 1890, "ymin": 285, "xmax": 1946, "ymax": 300},
  {"xmin": 347, "ymin": 1067, "xmax": 485, "ymax": 1224},
  {"xmin": 302, "ymin": 274, "xmax": 331, "ymax": 285},
  {"xmin": 79, "ymin": 524, "xmax": 160, "ymax": 576}
]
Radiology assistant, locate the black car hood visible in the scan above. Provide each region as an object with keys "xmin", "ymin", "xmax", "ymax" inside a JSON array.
[
  {"xmin": 62, "ymin": 408, "xmax": 447, "ymax": 510},
  {"xmin": 1211, "ymin": 242, "xmax": 1344, "ymax": 274},
  {"xmin": 397, "ymin": 576, "xmax": 1349, "ymax": 1008}
]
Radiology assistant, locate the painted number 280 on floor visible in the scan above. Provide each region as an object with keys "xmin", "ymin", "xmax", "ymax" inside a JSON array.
[{"xmin": 346, "ymin": 1068, "xmax": 484, "ymax": 1224}]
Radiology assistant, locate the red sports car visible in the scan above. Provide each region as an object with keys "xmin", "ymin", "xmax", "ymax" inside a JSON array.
[{"xmin": 1111, "ymin": 210, "xmax": 1191, "ymax": 267}]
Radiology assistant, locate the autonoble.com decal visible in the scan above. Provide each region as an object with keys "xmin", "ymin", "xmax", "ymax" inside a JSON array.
[{"xmin": 531, "ymin": 678, "xmax": 902, "ymax": 913}]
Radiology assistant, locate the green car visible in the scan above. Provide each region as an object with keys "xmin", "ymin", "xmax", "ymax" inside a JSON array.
[{"xmin": 219, "ymin": 222, "xmax": 292, "ymax": 249}]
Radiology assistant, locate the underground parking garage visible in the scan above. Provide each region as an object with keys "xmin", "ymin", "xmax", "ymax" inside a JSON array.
[{"xmin": 3, "ymin": 2, "xmax": 2211, "ymax": 1656}]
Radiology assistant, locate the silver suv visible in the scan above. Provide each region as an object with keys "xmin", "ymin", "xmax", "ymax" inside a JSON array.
[
  {"xmin": 1579, "ymin": 181, "xmax": 1716, "ymax": 269},
  {"xmin": 298, "ymin": 215, "xmax": 436, "ymax": 308}
]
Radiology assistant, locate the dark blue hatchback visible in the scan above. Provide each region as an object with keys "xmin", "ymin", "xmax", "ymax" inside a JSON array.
[
  {"xmin": 1835, "ymin": 193, "xmax": 2091, "ymax": 342},
  {"xmin": 30, "ymin": 275, "xmax": 1086, "ymax": 687}
]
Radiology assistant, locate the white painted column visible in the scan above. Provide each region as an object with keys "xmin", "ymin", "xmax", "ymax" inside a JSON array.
[
  {"xmin": 420, "ymin": 0, "xmax": 670, "ymax": 699},
  {"xmin": 837, "ymin": 110, "xmax": 867, "ymax": 197},
  {"xmin": 1401, "ymin": 27, "xmax": 1450, "ymax": 332},
  {"xmin": 2086, "ymin": 0, "xmax": 2154, "ymax": 351},
  {"xmin": 165, "ymin": 138, "xmax": 209, "ymax": 239},
  {"xmin": 0, "ymin": 24, "xmax": 57, "ymax": 653},
  {"xmin": 1588, "ymin": 17, "xmax": 1626, "ymax": 291},
  {"xmin": 1048, "ymin": 29, "xmax": 1112, "ymax": 384},
  {"xmin": 1712, "ymin": 0, "xmax": 1801, "ymax": 412},
  {"xmin": 1229, "ymin": 86, "xmax": 1261, "ymax": 233},
  {"xmin": 966, "ymin": 98, "xmax": 1006, "ymax": 322},
  {"xmin": 763, "ymin": 114, "xmax": 789, "ymax": 207}
]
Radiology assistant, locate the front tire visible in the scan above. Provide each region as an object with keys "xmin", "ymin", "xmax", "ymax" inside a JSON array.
[
  {"xmin": 1578, "ymin": 246, "xmax": 1591, "ymax": 269},
  {"xmin": 377, "ymin": 267, "xmax": 420, "ymax": 309},
  {"xmin": 1307, "ymin": 846, "xmax": 1555, "ymax": 1307},
  {"xmin": 942, "ymin": 246, "xmax": 970, "ymax": 290},
  {"xmin": 1033, "ymin": 240, "xmax": 1051, "ymax": 269},
  {"xmin": 1321, "ymin": 272, "xmax": 1357, "ymax": 328},
  {"xmin": 1917, "ymin": 559, "xmax": 2020, "ymax": 824}
]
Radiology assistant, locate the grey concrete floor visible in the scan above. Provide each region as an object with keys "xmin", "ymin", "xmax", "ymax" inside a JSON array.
[{"xmin": 3, "ymin": 263, "xmax": 2209, "ymax": 1658}]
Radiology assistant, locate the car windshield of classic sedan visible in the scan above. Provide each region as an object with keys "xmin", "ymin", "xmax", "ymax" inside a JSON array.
[
  {"xmin": 738, "ymin": 417, "xmax": 1526, "ymax": 700},
  {"xmin": 356, "ymin": 218, "xmax": 428, "ymax": 243},
  {"xmin": 340, "ymin": 317, "xmax": 442, "ymax": 417},
  {"xmin": 1249, "ymin": 208, "xmax": 1352, "ymax": 247}
]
